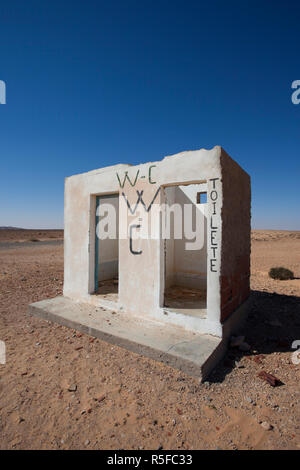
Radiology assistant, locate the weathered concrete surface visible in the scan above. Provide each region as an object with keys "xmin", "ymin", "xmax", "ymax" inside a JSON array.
[
  {"xmin": 28, "ymin": 296, "xmax": 224, "ymax": 380},
  {"xmin": 63, "ymin": 146, "xmax": 224, "ymax": 336},
  {"xmin": 220, "ymin": 148, "xmax": 251, "ymax": 322},
  {"xmin": 62, "ymin": 146, "xmax": 250, "ymax": 338}
]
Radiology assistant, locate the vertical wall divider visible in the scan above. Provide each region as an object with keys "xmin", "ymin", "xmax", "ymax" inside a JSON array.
[{"xmin": 94, "ymin": 195, "xmax": 100, "ymax": 293}]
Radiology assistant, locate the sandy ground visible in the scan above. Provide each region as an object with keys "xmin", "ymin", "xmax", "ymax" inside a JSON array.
[{"xmin": 0, "ymin": 230, "xmax": 299, "ymax": 450}]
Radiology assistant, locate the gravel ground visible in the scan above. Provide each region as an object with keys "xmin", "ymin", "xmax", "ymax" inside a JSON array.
[{"xmin": 0, "ymin": 230, "xmax": 299, "ymax": 450}]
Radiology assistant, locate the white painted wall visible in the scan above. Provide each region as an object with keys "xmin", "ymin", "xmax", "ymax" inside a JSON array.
[{"xmin": 63, "ymin": 147, "xmax": 249, "ymax": 337}]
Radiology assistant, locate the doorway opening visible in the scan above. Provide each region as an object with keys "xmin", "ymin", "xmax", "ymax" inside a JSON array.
[
  {"xmin": 163, "ymin": 183, "xmax": 207, "ymax": 318},
  {"xmin": 94, "ymin": 193, "xmax": 119, "ymax": 302}
]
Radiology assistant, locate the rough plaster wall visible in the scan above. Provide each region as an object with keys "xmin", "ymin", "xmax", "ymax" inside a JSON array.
[
  {"xmin": 220, "ymin": 149, "xmax": 251, "ymax": 323},
  {"xmin": 64, "ymin": 164, "xmax": 129, "ymax": 298},
  {"xmin": 63, "ymin": 177, "xmax": 90, "ymax": 297},
  {"xmin": 64, "ymin": 146, "xmax": 224, "ymax": 335},
  {"xmin": 118, "ymin": 179, "xmax": 162, "ymax": 317}
]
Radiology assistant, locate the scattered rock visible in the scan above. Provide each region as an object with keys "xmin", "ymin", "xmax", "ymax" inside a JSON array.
[
  {"xmin": 68, "ymin": 384, "xmax": 77, "ymax": 392},
  {"xmin": 258, "ymin": 371, "xmax": 283, "ymax": 387},
  {"xmin": 235, "ymin": 361, "xmax": 245, "ymax": 368},
  {"xmin": 85, "ymin": 439, "xmax": 90, "ymax": 446},
  {"xmin": 261, "ymin": 421, "xmax": 273, "ymax": 431},
  {"xmin": 253, "ymin": 355, "xmax": 265, "ymax": 364}
]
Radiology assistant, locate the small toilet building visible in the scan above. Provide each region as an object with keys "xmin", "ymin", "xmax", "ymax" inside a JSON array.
[{"xmin": 29, "ymin": 146, "xmax": 251, "ymax": 379}]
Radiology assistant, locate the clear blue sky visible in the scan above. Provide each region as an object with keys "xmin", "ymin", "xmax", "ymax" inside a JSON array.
[{"xmin": 1, "ymin": 0, "xmax": 299, "ymax": 229}]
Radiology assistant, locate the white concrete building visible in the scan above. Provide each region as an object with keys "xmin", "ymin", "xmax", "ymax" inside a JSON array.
[{"xmin": 29, "ymin": 146, "xmax": 251, "ymax": 379}]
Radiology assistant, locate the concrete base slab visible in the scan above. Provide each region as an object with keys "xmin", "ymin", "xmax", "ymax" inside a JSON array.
[{"xmin": 28, "ymin": 296, "xmax": 224, "ymax": 380}]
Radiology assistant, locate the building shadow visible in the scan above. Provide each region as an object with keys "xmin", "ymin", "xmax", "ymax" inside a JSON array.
[{"xmin": 207, "ymin": 289, "xmax": 300, "ymax": 383}]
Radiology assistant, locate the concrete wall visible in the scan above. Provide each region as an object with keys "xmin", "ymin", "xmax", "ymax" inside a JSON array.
[
  {"xmin": 63, "ymin": 146, "xmax": 250, "ymax": 337},
  {"xmin": 220, "ymin": 149, "xmax": 251, "ymax": 322}
]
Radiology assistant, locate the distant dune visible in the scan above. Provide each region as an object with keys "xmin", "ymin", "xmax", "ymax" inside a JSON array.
[
  {"xmin": 0, "ymin": 228, "xmax": 299, "ymax": 243},
  {"xmin": 251, "ymin": 230, "xmax": 300, "ymax": 242},
  {"xmin": 0, "ymin": 228, "xmax": 64, "ymax": 243},
  {"xmin": 0, "ymin": 226, "xmax": 24, "ymax": 230}
]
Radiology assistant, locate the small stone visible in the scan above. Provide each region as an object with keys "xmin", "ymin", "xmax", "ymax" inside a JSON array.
[
  {"xmin": 261, "ymin": 421, "xmax": 273, "ymax": 431},
  {"xmin": 85, "ymin": 439, "xmax": 90, "ymax": 446},
  {"xmin": 235, "ymin": 361, "xmax": 245, "ymax": 368},
  {"xmin": 246, "ymin": 396, "xmax": 253, "ymax": 404},
  {"xmin": 68, "ymin": 384, "xmax": 77, "ymax": 392}
]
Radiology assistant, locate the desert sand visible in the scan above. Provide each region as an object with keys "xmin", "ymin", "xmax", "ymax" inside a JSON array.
[{"xmin": 0, "ymin": 229, "xmax": 299, "ymax": 450}]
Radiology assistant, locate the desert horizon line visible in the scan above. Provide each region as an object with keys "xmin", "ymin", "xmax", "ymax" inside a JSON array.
[{"xmin": 1, "ymin": 226, "xmax": 300, "ymax": 232}]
